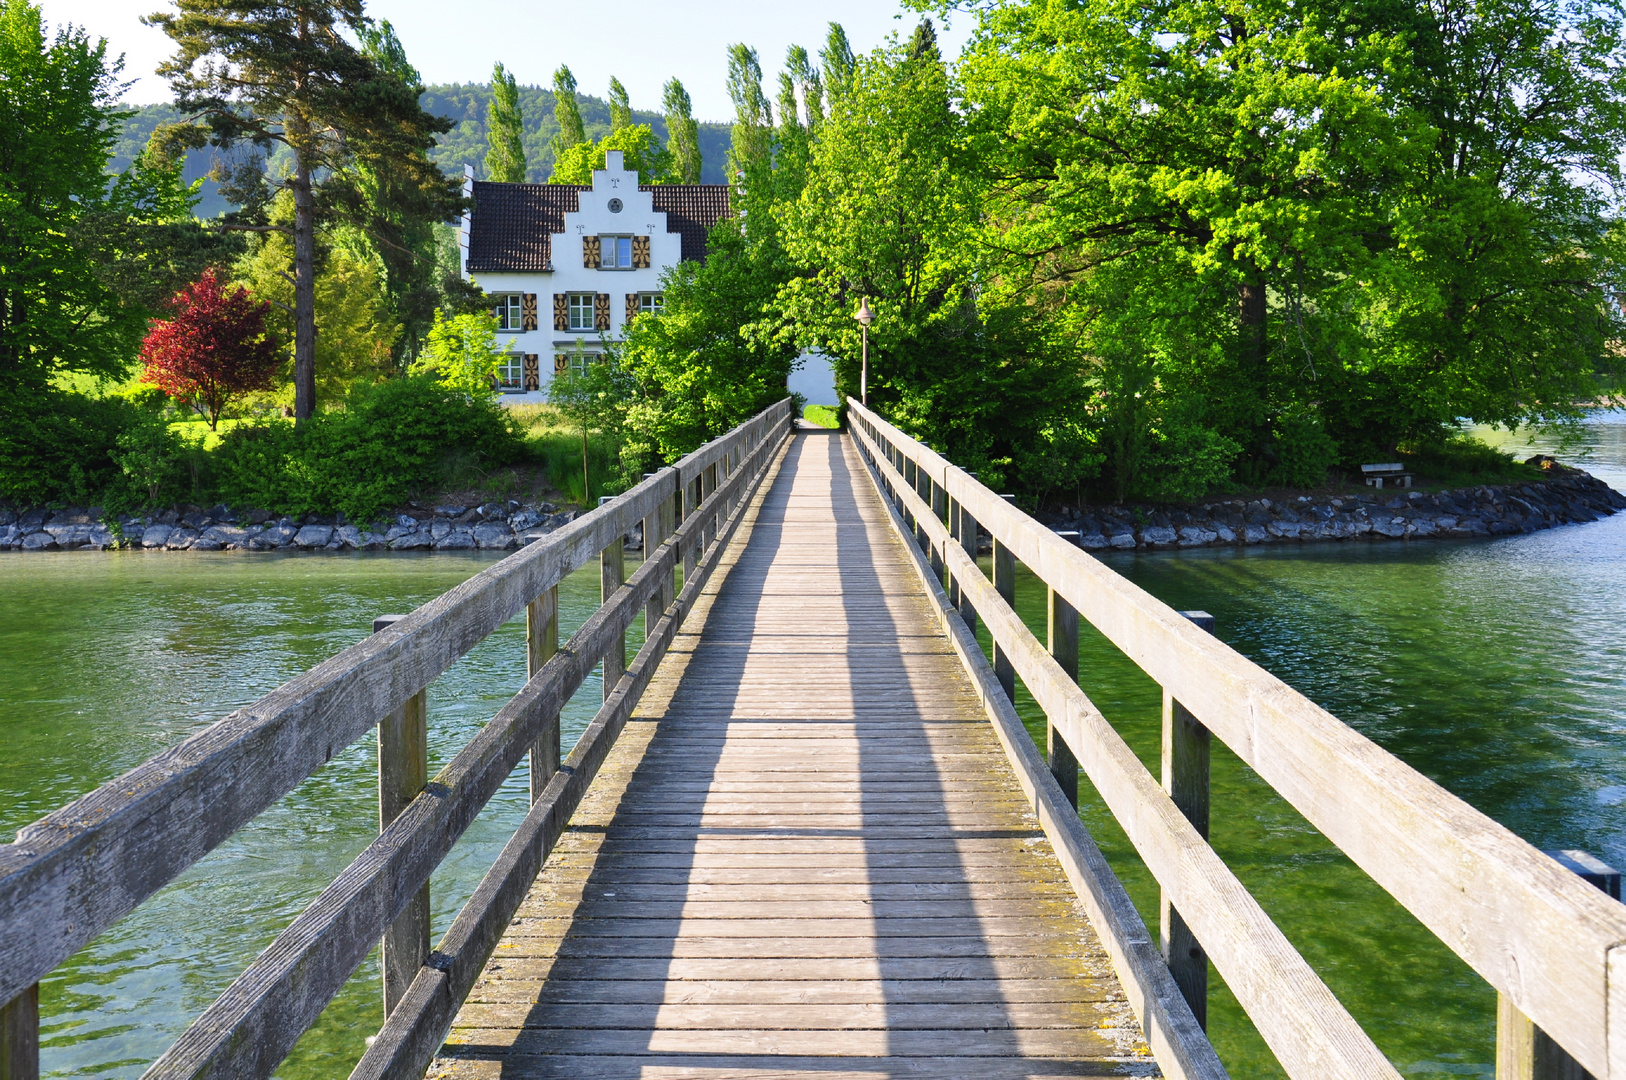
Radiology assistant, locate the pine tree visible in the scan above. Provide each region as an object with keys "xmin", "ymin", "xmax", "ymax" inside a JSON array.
[
  {"xmin": 146, "ymin": 0, "xmax": 460, "ymax": 420},
  {"xmin": 663, "ymin": 78, "xmax": 703, "ymax": 184},
  {"xmin": 821, "ymin": 23, "xmax": 855, "ymax": 100},
  {"xmin": 486, "ymin": 61, "xmax": 526, "ymax": 182},
  {"xmin": 726, "ymin": 45, "xmax": 774, "ymax": 185},
  {"xmin": 609, "ymin": 76, "xmax": 633, "ymax": 132},
  {"xmin": 551, "ymin": 64, "xmax": 586, "ymax": 168}
]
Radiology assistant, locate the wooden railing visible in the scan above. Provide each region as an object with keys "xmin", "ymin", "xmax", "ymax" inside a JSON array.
[
  {"xmin": 847, "ymin": 397, "xmax": 1626, "ymax": 1080},
  {"xmin": 0, "ymin": 399, "xmax": 794, "ymax": 1080}
]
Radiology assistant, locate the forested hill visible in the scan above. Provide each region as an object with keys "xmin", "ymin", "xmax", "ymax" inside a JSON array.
[{"xmin": 113, "ymin": 85, "xmax": 735, "ymax": 217}]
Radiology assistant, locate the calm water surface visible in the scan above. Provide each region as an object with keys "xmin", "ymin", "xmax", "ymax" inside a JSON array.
[
  {"xmin": 5, "ymin": 417, "xmax": 1625, "ymax": 1077},
  {"xmin": 0, "ymin": 551, "xmax": 640, "ymax": 1078}
]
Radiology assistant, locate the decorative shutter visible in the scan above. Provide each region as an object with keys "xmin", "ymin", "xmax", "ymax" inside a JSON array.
[
  {"xmin": 594, "ymin": 293, "xmax": 611, "ymax": 331},
  {"xmin": 523, "ymin": 354, "xmax": 539, "ymax": 391},
  {"xmin": 552, "ymin": 293, "xmax": 567, "ymax": 331},
  {"xmin": 582, "ymin": 235, "xmax": 601, "ymax": 269},
  {"xmin": 631, "ymin": 235, "xmax": 651, "ymax": 268},
  {"xmin": 554, "ymin": 354, "xmax": 568, "ymax": 376},
  {"xmin": 521, "ymin": 294, "xmax": 538, "ymax": 331},
  {"xmin": 625, "ymin": 293, "xmax": 640, "ymax": 323}
]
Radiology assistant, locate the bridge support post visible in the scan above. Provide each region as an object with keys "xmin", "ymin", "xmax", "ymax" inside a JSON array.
[
  {"xmin": 0, "ymin": 984, "xmax": 38, "ymax": 1080},
  {"xmin": 1048, "ymin": 587, "xmax": 1080, "ymax": 810},
  {"xmin": 602, "ymin": 534, "xmax": 626, "ymax": 698},
  {"xmin": 528, "ymin": 587, "xmax": 560, "ymax": 800},
  {"xmin": 991, "ymin": 497, "xmax": 1017, "ymax": 702},
  {"xmin": 1161, "ymin": 610, "xmax": 1215, "ymax": 1030},
  {"xmin": 372, "ymin": 614, "xmax": 430, "ymax": 1019},
  {"xmin": 1496, "ymin": 850, "xmax": 1617, "ymax": 1080}
]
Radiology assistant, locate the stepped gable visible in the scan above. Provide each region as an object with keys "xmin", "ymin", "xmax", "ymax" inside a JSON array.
[
  {"xmin": 464, "ymin": 181, "xmax": 585, "ymax": 273},
  {"xmin": 643, "ymin": 184, "xmax": 732, "ymax": 262}
]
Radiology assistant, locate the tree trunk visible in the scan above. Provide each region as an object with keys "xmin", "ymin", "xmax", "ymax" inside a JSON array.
[
  {"xmin": 1238, "ymin": 277, "xmax": 1267, "ymax": 380},
  {"xmin": 291, "ymin": 128, "xmax": 317, "ymax": 422}
]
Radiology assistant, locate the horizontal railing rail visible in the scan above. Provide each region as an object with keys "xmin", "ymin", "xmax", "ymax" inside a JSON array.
[
  {"xmin": 847, "ymin": 396, "xmax": 1626, "ymax": 1080},
  {"xmin": 0, "ymin": 399, "xmax": 793, "ymax": 1080}
]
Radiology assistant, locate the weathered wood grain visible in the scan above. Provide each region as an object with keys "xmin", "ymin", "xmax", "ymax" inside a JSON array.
[
  {"xmin": 0, "ymin": 985, "xmax": 37, "ymax": 1080},
  {"xmin": 373, "ymin": 615, "xmax": 430, "ymax": 1018},
  {"xmin": 850, "ymin": 397, "xmax": 1626, "ymax": 1077}
]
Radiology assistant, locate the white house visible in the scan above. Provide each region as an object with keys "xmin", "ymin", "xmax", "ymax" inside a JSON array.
[{"xmin": 458, "ymin": 150, "xmax": 732, "ymax": 403}]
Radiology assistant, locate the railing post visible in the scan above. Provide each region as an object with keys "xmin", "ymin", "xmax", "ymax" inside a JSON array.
[
  {"xmin": 0, "ymin": 984, "xmax": 39, "ymax": 1080},
  {"xmin": 957, "ymin": 499, "xmax": 979, "ymax": 634},
  {"xmin": 642, "ymin": 475, "xmax": 666, "ymax": 632},
  {"xmin": 682, "ymin": 475, "xmax": 700, "ymax": 584},
  {"xmin": 601, "ymin": 504, "xmax": 626, "ymax": 699},
  {"xmin": 1161, "ymin": 609, "xmax": 1215, "ymax": 1030},
  {"xmin": 372, "ymin": 614, "xmax": 430, "ymax": 1019},
  {"xmin": 1048, "ymin": 582, "xmax": 1080, "ymax": 810},
  {"xmin": 527, "ymin": 586, "xmax": 560, "ymax": 801},
  {"xmin": 929, "ymin": 477, "xmax": 947, "ymax": 582},
  {"xmin": 991, "ymin": 495, "xmax": 1018, "ymax": 702},
  {"xmin": 1496, "ymin": 850, "xmax": 1618, "ymax": 1080}
]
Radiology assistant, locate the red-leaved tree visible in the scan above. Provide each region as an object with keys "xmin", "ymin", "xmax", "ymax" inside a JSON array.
[{"xmin": 140, "ymin": 269, "xmax": 282, "ymax": 429}]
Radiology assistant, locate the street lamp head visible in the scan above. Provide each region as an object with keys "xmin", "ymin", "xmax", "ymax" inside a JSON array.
[{"xmin": 854, "ymin": 297, "xmax": 874, "ymax": 327}]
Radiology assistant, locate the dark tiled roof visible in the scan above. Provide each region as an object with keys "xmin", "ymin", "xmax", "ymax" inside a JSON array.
[
  {"xmin": 644, "ymin": 185, "xmax": 733, "ymax": 262},
  {"xmin": 465, "ymin": 182, "xmax": 585, "ymax": 273},
  {"xmin": 466, "ymin": 181, "xmax": 734, "ymax": 273}
]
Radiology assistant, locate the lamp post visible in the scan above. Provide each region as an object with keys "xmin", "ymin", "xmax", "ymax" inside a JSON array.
[{"xmin": 854, "ymin": 296, "xmax": 874, "ymax": 405}]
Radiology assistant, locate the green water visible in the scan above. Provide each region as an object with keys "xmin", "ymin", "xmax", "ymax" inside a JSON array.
[
  {"xmin": 0, "ymin": 551, "xmax": 640, "ymax": 1079},
  {"xmin": 5, "ymin": 416, "xmax": 1625, "ymax": 1077},
  {"xmin": 984, "ymin": 414, "xmax": 1626, "ymax": 1078}
]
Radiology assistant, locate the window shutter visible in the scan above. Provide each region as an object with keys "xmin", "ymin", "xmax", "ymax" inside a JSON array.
[
  {"xmin": 625, "ymin": 293, "xmax": 639, "ymax": 323},
  {"xmin": 552, "ymin": 293, "xmax": 567, "ymax": 331},
  {"xmin": 523, "ymin": 354, "xmax": 539, "ymax": 391},
  {"xmin": 521, "ymin": 294, "xmax": 538, "ymax": 331},
  {"xmin": 594, "ymin": 293, "xmax": 611, "ymax": 331},
  {"xmin": 583, "ymin": 235, "xmax": 601, "ymax": 269},
  {"xmin": 554, "ymin": 354, "xmax": 568, "ymax": 376},
  {"xmin": 631, "ymin": 235, "xmax": 651, "ymax": 268}
]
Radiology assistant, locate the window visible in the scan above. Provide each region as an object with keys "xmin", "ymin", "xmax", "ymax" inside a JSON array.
[
  {"xmin": 639, "ymin": 292, "xmax": 665, "ymax": 315},
  {"xmin": 497, "ymin": 353, "xmax": 524, "ymax": 391},
  {"xmin": 598, "ymin": 235, "xmax": 633, "ymax": 269},
  {"xmin": 492, "ymin": 294, "xmax": 523, "ymax": 331},
  {"xmin": 567, "ymin": 293, "xmax": 596, "ymax": 330}
]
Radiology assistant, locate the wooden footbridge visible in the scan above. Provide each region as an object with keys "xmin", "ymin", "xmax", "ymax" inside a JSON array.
[{"xmin": 2, "ymin": 399, "xmax": 1625, "ymax": 1080}]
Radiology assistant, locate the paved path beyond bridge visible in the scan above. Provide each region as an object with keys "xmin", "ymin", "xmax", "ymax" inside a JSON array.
[{"xmin": 429, "ymin": 430, "xmax": 1154, "ymax": 1078}]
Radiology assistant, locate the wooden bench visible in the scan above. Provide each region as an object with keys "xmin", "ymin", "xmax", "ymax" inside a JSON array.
[{"xmin": 1361, "ymin": 462, "xmax": 1413, "ymax": 489}]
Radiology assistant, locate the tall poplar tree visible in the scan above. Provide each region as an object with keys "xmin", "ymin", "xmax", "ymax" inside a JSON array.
[
  {"xmin": 486, "ymin": 61, "xmax": 526, "ymax": 182},
  {"xmin": 663, "ymin": 78, "xmax": 702, "ymax": 184},
  {"xmin": 787, "ymin": 45, "xmax": 823, "ymax": 132},
  {"xmin": 147, "ymin": 0, "xmax": 460, "ymax": 420},
  {"xmin": 821, "ymin": 23, "xmax": 855, "ymax": 100},
  {"xmin": 608, "ymin": 76, "xmax": 633, "ymax": 132},
  {"xmin": 726, "ymin": 45, "xmax": 774, "ymax": 186},
  {"xmin": 551, "ymin": 64, "xmax": 585, "ymax": 166}
]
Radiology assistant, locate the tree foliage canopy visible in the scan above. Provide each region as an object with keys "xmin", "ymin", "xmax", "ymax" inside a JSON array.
[{"xmin": 140, "ymin": 267, "xmax": 280, "ymax": 428}]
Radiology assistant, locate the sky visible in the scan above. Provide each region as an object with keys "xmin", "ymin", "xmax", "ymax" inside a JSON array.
[{"xmin": 37, "ymin": 0, "xmax": 973, "ymax": 123}]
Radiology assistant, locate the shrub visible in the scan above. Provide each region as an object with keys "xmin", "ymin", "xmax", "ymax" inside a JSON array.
[
  {"xmin": 1268, "ymin": 406, "xmax": 1340, "ymax": 488},
  {"xmin": 0, "ymin": 383, "xmax": 141, "ymax": 505}
]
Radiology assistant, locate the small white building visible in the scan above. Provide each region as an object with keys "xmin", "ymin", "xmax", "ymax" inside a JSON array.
[{"xmin": 459, "ymin": 150, "xmax": 732, "ymax": 403}]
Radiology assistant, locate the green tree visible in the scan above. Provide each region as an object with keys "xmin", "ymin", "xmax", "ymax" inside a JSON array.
[
  {"xmin": 409, "ymin": 310, "xmax": 505, "ymax": 399},
  {"xmin": 550, "ymin": 125, "xmax": 675, "ymax": 185},
  {"xmin": 608, "ymin": 76, "xmax": 633, "ymax": 132},
  {"xmin": 726, "ymin": 45, "xmax": 774, "ymax": 186},
  {"xmin": 821, "ymin": 23, "xmax": 856, "ymax": 100},
  {"xmin": 787, "ymin": 45, "xmax": 824, "ymax": 133},
  {"xmin": 147, "ymin": 0, "xmax": 462, "ymax": 420},
  {"xmin": 485, "ymin": 61, "xmax": 527, "ymax": 182},
  {"xmin": 549, "ymin": 352, "xmax": 635, "ymax": 499},
  {"xmin": 0, "ymin": 0, "xmax": 192, "ymax": 386},
  {"xmin": 663, "ymin": 78, "xmax": 703, "ymax": 184},
  {"xmin": 551, "ymin": 64, "xmax": 586, "ymax": 167},
  {"xmin": 775, "ymin": 68, "xmax": 810, "ymax": 196}
]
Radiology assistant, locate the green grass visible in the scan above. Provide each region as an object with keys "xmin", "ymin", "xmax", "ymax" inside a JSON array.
[
  {"xmin": 803, "ymin": 404, "xmax": 841, "ymax": 429},
  {"xmin": 506, "ymin": 403, "xmax": 625, "ymax": 505},
  {"xmin": 1396, "ymin": 434, "xmax": 1543, "ymax": 488},
  {"xmin": 167, "ymin": 417, "xmax": 262, "ymax": 452}
]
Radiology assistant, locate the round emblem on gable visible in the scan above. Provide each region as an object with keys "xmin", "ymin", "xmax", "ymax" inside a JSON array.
[{"xmin": 607, "ymin": 197, "xmax": 623, "ymax": 213}]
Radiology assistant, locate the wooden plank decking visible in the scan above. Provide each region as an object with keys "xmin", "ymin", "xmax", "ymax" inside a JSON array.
[{"xmin": 429, "ymin": 430, "xmax": 1156, "ymax": 1079}]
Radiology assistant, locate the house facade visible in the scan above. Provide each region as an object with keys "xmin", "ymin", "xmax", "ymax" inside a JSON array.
[{"xmin": 459, "ymin": 150, "xmax": 732, "ymax": 404}]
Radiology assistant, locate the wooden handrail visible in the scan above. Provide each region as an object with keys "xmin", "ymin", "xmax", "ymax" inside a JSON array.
[
  {"xmin": 847, "ymin": 397, "xmax": 1626, "ymax": 1079},
  {"xmin": 0, "ymin": 399, "xmax": 790, "ymax": 1079}
]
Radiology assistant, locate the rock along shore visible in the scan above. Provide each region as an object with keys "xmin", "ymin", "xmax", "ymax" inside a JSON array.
[
  {"xmin": 1042, "ymin": 457, "xmax": 1626, "ymax": 551},
  {"xmin": 0, "ymin": 499, "xmax": 614, "ymax": 554}
]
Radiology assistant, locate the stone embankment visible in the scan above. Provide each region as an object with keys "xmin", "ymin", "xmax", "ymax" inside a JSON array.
[
  {"xmin": 0, "ymin": 500, "xmax": 601, "ymax": 553},
  {"xmin": 1046, "ymin": 458, "xmax": 1626, "ymax": 551}
]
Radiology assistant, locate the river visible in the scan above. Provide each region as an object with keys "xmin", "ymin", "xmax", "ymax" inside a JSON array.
[{"xmin": 3, "ymin": 415, "xmax": 1624, "ymax": 1077}]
